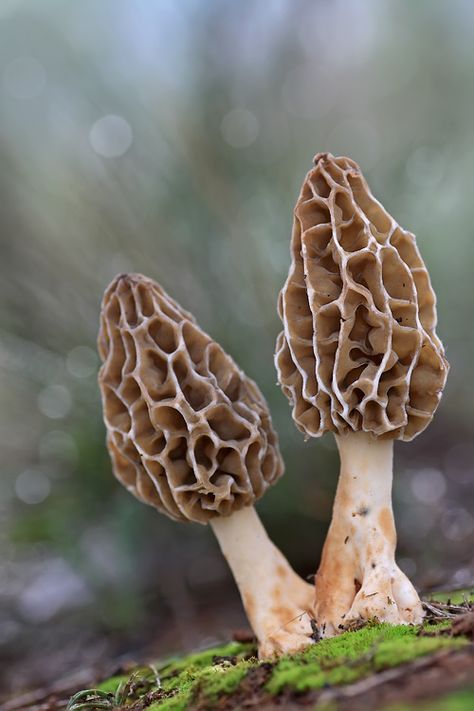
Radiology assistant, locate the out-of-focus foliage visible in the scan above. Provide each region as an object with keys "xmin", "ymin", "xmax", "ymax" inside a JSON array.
[{"xmin": 0, "ymin": 0, "xmax": 473, "ymax": 695}]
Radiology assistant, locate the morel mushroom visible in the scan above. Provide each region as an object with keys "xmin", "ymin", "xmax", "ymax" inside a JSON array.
[
  {"xmin": 98, "ymin": 273, "xmax": 314, "ymax": 657},
  {"xmin": 275, "ymin": 153, "xmax": 449, "ymax": 636}
]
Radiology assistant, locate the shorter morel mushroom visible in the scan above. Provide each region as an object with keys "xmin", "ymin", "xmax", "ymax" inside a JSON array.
[
  {"xmin": 275, "ymin": 153, "xmax": 449, "ymax": 636},
  {"xmin": 98, "ymin": 273, "xmax": 314, "ymax": 658}
]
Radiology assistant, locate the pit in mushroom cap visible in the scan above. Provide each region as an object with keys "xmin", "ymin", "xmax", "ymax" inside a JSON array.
[
  {"xmin": 98, "ymin": 273, "xmax": 283, "ymax": 524},
  {"xmin": 275, "ymin": 152, "xmax": 449, "ymax": 441}
]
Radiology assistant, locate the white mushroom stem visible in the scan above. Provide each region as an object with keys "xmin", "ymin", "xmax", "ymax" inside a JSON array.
[
  {"xmin": 211, "ymin": 505, "xmax": 315, "ymax": 659},
  {"xmin": 314, "ymin": 431, "xmax": 423, "ymax": 637}
]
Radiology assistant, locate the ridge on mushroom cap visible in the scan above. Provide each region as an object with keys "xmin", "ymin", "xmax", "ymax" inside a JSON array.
[
  {"xmin": 98, "ymin": 273, "xmax": 283, "ymax": 524},
  {"xmin": 275, "ymin": 153, "xmax": 449, "ymax": 441}
]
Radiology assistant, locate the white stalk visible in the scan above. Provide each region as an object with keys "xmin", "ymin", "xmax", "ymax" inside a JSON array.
[
  {"xmin": 314, "ymin": 431, "xmax": 423, "ymax": 636},
  {"xmin": 211, "ymin": 505, "xmax": 314, "ymax": 658}
]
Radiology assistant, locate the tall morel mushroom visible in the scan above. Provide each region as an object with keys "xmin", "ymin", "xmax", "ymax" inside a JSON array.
[
  {"xmin": 98, "ymin": 273, "xmax": 314, "ymax": 658},
  {"xmin": 275, "ymin": 153, "xmax": 449, "ymax": 636}
]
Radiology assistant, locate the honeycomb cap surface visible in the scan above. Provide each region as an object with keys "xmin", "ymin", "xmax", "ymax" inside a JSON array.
[
  {"xmin": 275, "ymin": 153, "xmax": 449, "ymax": 441},
  {"xmin": 99, "ymin": 273, "xmax": 283, "ymax": 523}
]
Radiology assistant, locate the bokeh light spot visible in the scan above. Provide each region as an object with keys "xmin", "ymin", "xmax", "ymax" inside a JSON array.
[
  {"xmin": 37, "ymin": 384, "xmax": 72, "ymax": 419},
  {"xmin": 66, "ymin": 345, "xmax": 98, "ymax": 378},
  {"xmin": 441, "ymin": 508, "xmax": 474, "ymax": 542},
  {"xmin": 220, "ymin": 108, "xmax": 259, "ymax": 148},
  {"xmin": 15, "ymin": 469, "xmax": 50, "ymax": 505},
  {"xmin": 411, "ymin": 467, "xmax": 446, "ymax": 504},
  {"xmin": 89, "ymin": 114, "xmax": 133, "ymax": 158},
  {"xmin": 17, "ymin": 559, "xmax": 92, "ymax": 622},
  {"xmin": 39, "ymin": 430, "xmax": 78, "ymax": 470},
  {"xmin": 444, "ymin": 442, "xmax": 474, "ymax": 485}
]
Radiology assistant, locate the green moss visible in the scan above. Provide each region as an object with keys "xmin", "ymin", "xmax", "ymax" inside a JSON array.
[
  {"xmin": 97, "ymin": 673, "xmax": 129, "ymax": 693},
  {"xmin": 93, "ymin": 642, "xmax": 255, "ymax": 709},
  {"xmin": 422, "ymin": 620, "xmax": 452, "ymax": 632},
  {"xmin": 266, "ymin": 624, "xmax": 468, "ymax": 695},
  {"xmin": 373, "ymin": 634, "xmax": 465, "ymax": 670},
  {"xmin": 428, "ymin": 589, "xmax": 474, "ymax": 604},
  {"xmin": 147, "ymin": 642, "xmax": 256, "ymax": 710},
  {"xmin": 74, "ymin": 612, "xmax": 471, "ymax": 709},
  {"xmin": 159, "ymin": 640, "xmax": 254, "ymax": 678},
  {"xmin": 148, "ymin": 688, "xmax": 193, "ymax": 711},
  {"xmin": 195, "ymin": 660, "xmax": 253, "ymax": 699}
]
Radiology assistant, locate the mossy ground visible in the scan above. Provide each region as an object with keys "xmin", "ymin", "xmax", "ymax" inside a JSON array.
[
  {"xmin": 69, "ymin": 591, "xmax": 473, "ymax": 711},
  {"xmin": 425, "ymin": 589, "xmax": 473, "ymax": 605},
  {"xmin": 265, "ymin": 621, "xmax": 465, "ymax": 695}
]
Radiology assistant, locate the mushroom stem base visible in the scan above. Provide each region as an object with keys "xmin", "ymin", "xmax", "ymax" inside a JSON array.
[
  {"xmin": 211, "ymin": 505, "xmax": 314, "ymax": 659},
  {"xmin": 314, "ymin": 432, "xmax": 423, "ymax": 637}
]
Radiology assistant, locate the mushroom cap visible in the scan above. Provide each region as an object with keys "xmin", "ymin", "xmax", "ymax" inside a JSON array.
[
  {"xmin": 98, "ymin": 273, "xmax": 283, "ymax": 523},
  {"xmin": 275, "ymin": 153, "xmax": 449, "ymax": 441}
]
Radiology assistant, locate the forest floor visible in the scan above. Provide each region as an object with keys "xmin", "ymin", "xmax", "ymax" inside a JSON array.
[{"xmin": 3, "ymin": 591, "xmax": 473, "ymax": 711}]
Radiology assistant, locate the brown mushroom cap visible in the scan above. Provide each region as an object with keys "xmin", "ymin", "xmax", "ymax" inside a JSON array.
[
  {"xmin": 98, "ymin": 273, "xmax": 283, "ymax": 523},
  {"xmin": 275, "ymin": 153, "xmax": 449, "ymax": 441}
]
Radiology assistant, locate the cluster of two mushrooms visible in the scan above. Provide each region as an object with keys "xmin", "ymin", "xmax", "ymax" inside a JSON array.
[{"xmin": 98, "ymin": 154, "xmax": 448, "ymax": 658}]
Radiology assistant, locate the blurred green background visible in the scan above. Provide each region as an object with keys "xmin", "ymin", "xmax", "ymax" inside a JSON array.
[{"xmin": 0, "ymin": 0, "xmax": 473, "ymax": 697}]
